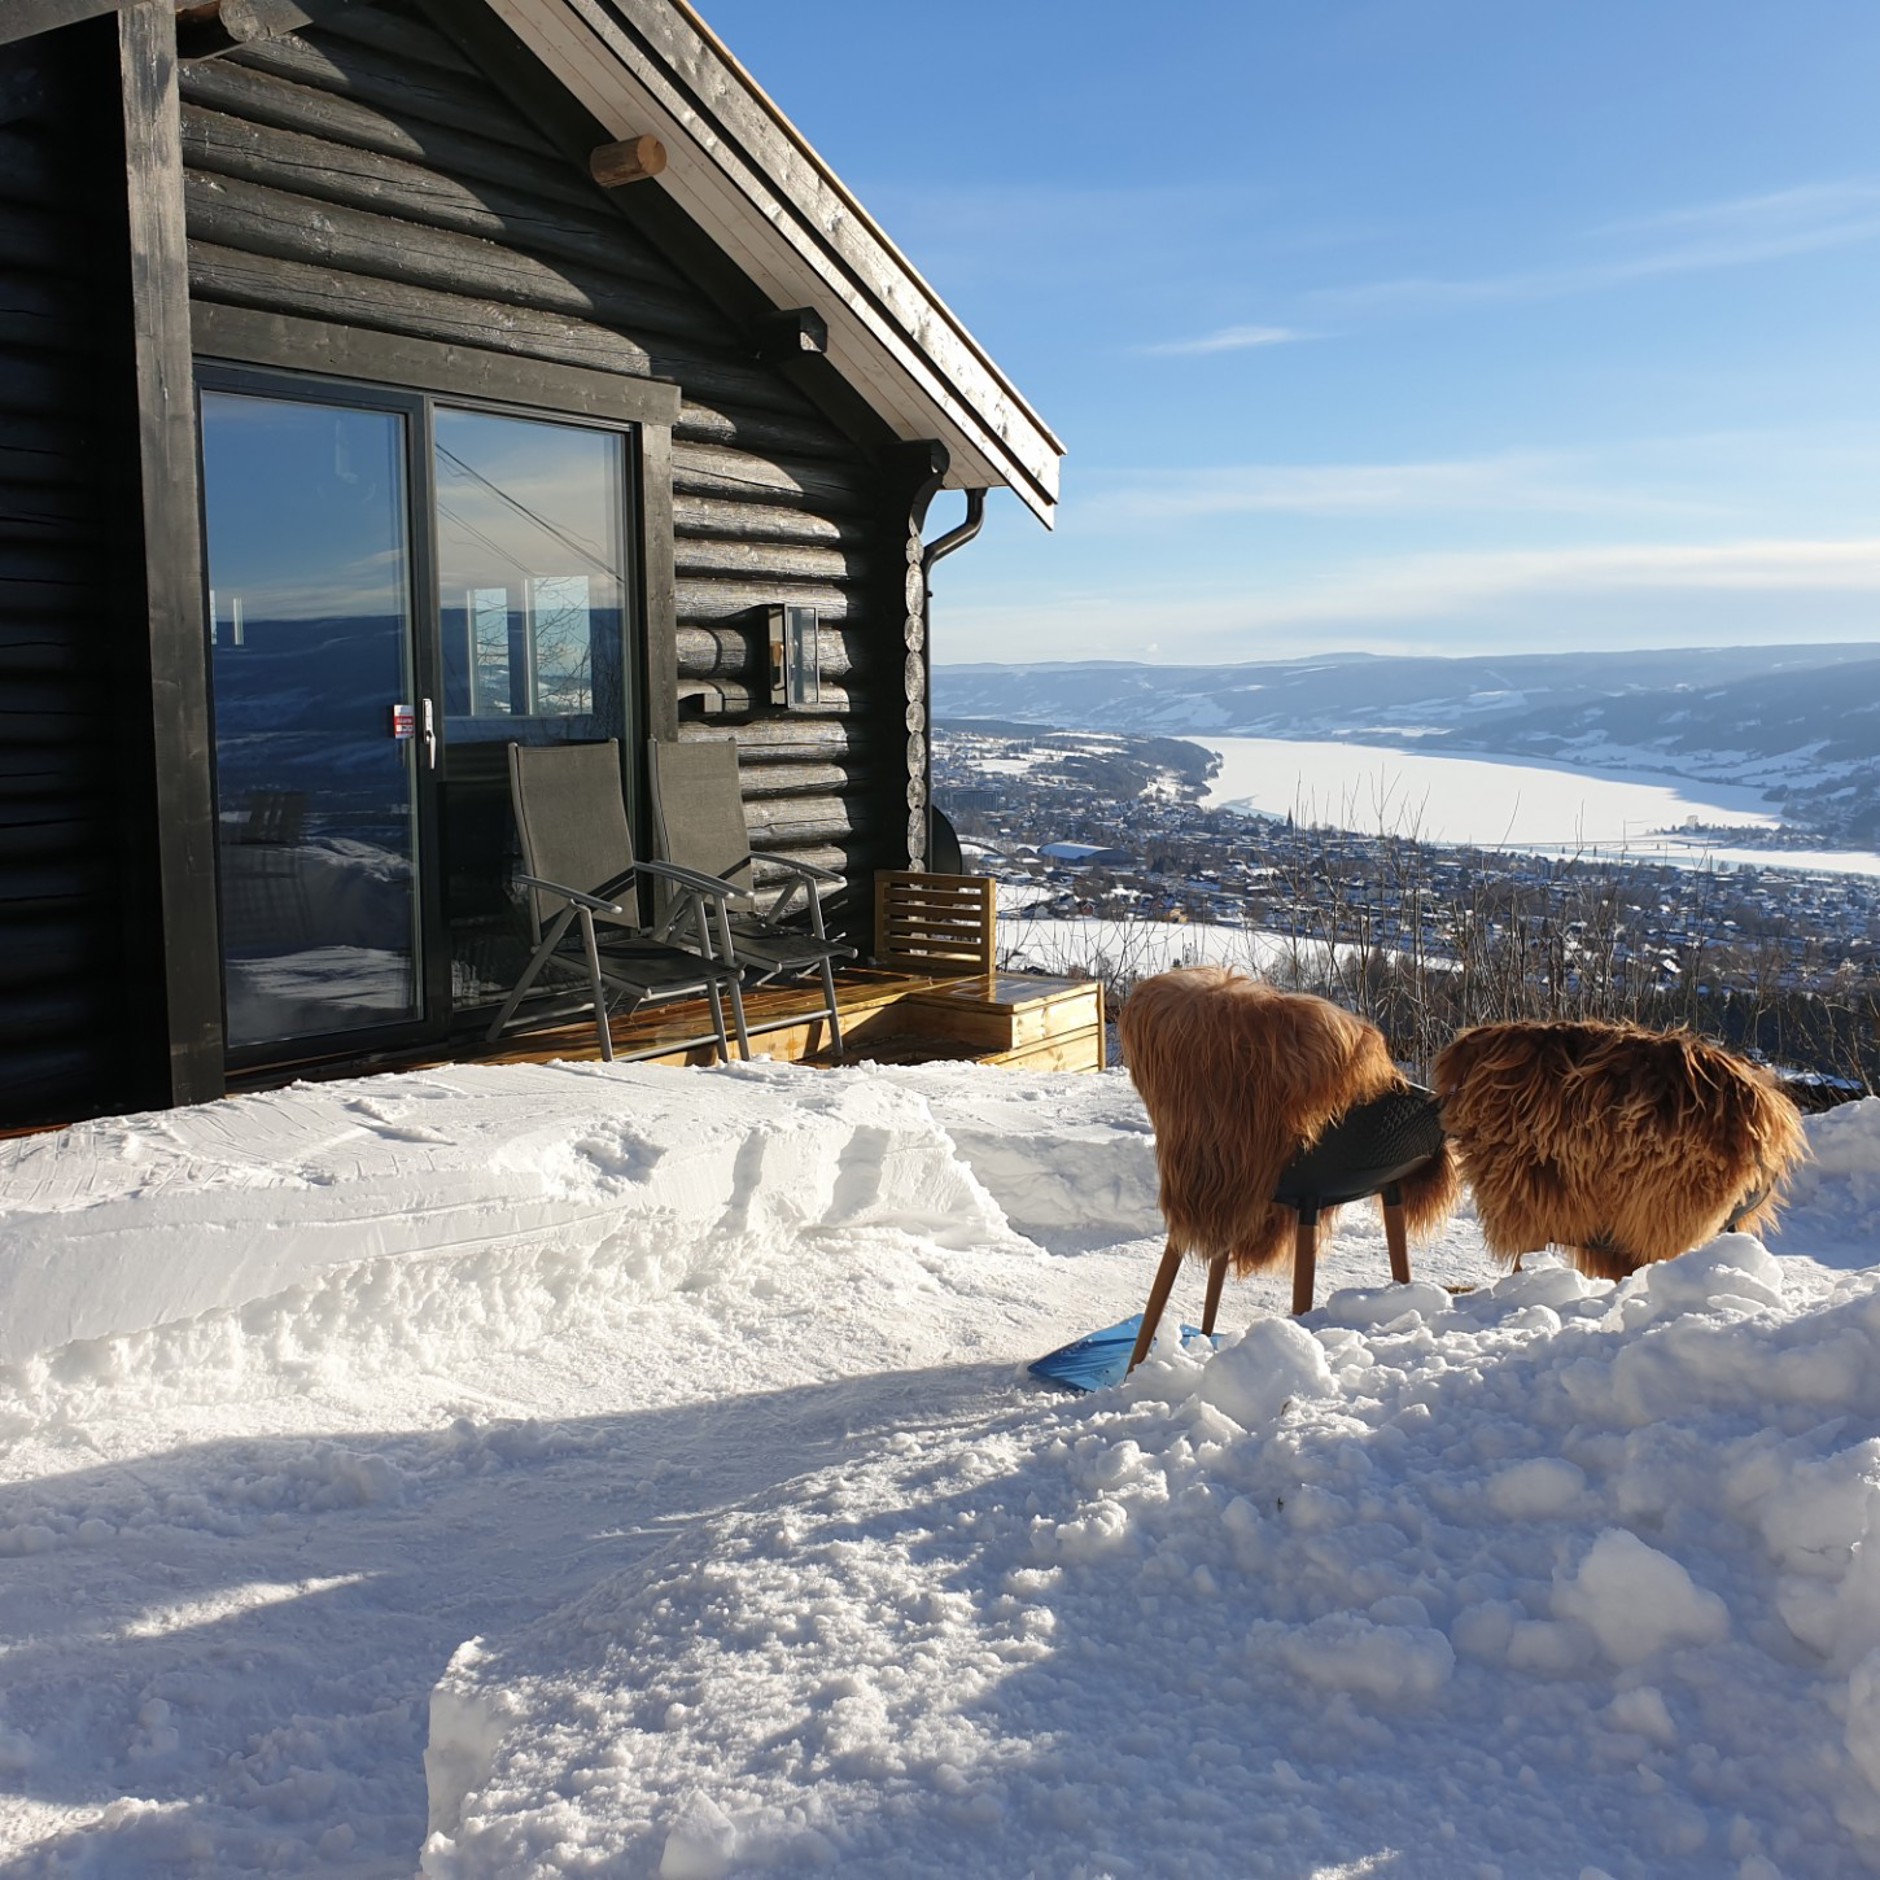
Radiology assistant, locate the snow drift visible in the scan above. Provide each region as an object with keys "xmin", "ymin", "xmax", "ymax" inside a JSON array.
[{"xmin": 5, "ymin": 1067, "xmax": 1880, "ymax": 1876}]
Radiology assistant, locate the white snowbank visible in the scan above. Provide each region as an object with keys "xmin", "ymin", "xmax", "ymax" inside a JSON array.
[
  {"xmin": 5, "ymin": 1061, "xmax": 1880, "ymax": 1876},
  {"xmin": 415, "ymin": 1227, "xmax": 1880, "ymax": 1878},
  {"xmin": 0, "ymin": 1061, "xmax": 1027, "ymax": 1366}
]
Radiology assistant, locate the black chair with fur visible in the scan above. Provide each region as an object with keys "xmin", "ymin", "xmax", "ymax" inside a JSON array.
[{"xmin": 1121, "ymin": 968, "xmax": 1459, "ymax": 1372}]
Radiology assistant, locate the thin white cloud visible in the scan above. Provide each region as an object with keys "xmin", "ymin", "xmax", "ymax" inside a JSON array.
[
  {"xmin": 1082, "ymin": 451, "xmax": 1720, "ymax": 523},
  {"xmin": 1314, "ymin": 178, "xmax": 1880, "ymax": 318},
  {"xmin": 1143, "ymin": 324, "xmax": 1309, "ymax": 357},
  {"xmin": 942, "ymin": 537, "xmax": 1880, "ymax": 661}
]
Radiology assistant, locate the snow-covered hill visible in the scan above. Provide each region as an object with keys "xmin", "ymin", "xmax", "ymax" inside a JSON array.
[
  {"xmin": 938, "ymin": 645, "xmax": 1880, "ymax": 840},
  {"xmin": 4, "ymin": 1061, "xmax": 1880, "ymax": 1876}
]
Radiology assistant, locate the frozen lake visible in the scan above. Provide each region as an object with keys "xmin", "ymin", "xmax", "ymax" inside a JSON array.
[{"xmin": 1198, "ymin": 736, "xmax": 1880, "ymax": 876}]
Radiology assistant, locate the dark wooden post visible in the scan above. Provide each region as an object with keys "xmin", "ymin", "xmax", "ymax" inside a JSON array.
[
  {"xmin": 120, "ymin": 0, "xmax": 225, "ymax": 1105},
  {"xmin": 1201, "ymin": 1254, "xmax": 1229, "ymax": 1337},
  {"xmin": 1127, "ymin": 1237, "xmax": 1185, "ymax": 1375},
  {"xmin": 1291, "ymin": 1206, "xmax": 1320, "ymax": 1315}
]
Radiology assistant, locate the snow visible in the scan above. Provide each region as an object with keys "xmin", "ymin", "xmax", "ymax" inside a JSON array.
[
  {"xmin": 1197, "ymin": 735, "xmax": 1880, "ymax": 875},
  {"xmin": 7, "ymin": 1069, "xmax": 1880, "ymax": 1874},
  {"xmin": 1001, "ymin": 910, "xmax": 1360, "ymax": 984}
]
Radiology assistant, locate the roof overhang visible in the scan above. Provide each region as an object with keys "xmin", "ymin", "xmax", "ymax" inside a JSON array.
[
  {"xmin": 2, "ymin": 0, "xmax": 1064, "ymax": 523},
  {"xmin": 491, "ymin": 0, "xmax": 1064, "ymax": 525}
]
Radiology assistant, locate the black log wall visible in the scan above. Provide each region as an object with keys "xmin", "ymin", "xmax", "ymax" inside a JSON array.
[
  {"xmin": 179, "ymin": 0, "xmax": 917, "ymax": 897},
  {"xmin": 0, "ymin": 17, "xmax": 174, "ymax": 1129}
]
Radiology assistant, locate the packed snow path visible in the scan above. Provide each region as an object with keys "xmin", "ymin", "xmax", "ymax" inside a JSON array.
[{"xmin": 2, "ymin": 1061, "xmax": 1879, "ymax": 1877}]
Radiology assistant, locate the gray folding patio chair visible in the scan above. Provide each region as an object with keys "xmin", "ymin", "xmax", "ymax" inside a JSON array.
[
  {"xmin": 648, "ymin": 737, "xmax": 856, "ymax": 1056},
  {"xmin": 486, "ymin": 739, "xmax": 751, "ymax": 1064}
]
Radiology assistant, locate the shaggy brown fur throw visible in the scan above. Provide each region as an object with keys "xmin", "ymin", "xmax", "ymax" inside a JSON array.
[
  {"xmin": 1120, "ymin": 967, "xmax": 1460, "ymax": 1277},
  {"xmin": 1433, "ymin": 1019, "xmax": 1808, "ymax": 1278}
]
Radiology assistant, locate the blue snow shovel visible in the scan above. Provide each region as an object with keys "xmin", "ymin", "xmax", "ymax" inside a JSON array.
[{"xmin": 1029, "ymin": 1314, "xmax": 1211, "ymax": 1394}]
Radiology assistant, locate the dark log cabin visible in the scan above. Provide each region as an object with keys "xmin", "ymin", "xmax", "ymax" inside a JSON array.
[{"xmin": 0, "ymin": 0, "xmax": 1061, "ymax": 1130}]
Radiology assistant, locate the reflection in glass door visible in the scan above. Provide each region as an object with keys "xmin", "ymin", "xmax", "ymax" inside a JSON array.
[
  {"xmin": 200, "ymin": 390, "xmax": 425, "ymax": 1052},
  {"xmin": 432, "ymin": 408, "xmax": 631, "ymax": 1008}
]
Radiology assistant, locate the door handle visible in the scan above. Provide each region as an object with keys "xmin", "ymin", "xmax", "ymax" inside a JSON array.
[{"xmin": 421, "ymin": 697, "xmax": 437, "ymax": 771}]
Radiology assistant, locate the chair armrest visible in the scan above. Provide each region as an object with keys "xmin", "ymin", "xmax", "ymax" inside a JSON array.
[
  {"xmin": 636, "ymin": 858, "xmax": 740, "ymax": 900},
  {"xmin": 518, "ymin": 873, "xmax": 626, "ymax": 916}
]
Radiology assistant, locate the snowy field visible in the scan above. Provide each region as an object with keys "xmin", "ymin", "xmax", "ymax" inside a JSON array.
[
  {"xmin": 5, "ymin": 1062, "xmax": 1880, "ymax": 1876},
  {"xmin": 1000, "ymin": 911, "xmax": 1314, "ymax": 983},
  {"xmin": 1198, "ymin": 736, "xmax": 1880, "ymax": 877}
]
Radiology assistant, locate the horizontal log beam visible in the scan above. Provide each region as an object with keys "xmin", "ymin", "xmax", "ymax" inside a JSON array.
[
  {"xmin": 223, "ymin": 25, "xmax": 557, "ymax": 157},
  {"xmin": 679, "ymin": 717, "xmax": 875, "ymax": 756},
  {"xmin": 187, "ymin": 243, "xmax": 794, "ymax": 417},
  {"xmin": 673, "ymin": 576, "xmax": 857, "ymax": 626},
  {"xmin": 670, "ymin": 440, "xmax": 874, "ymax": 514},
  {"xmin": 745, "ymin": 795, "xmax": 879, "ymax": 847},
  {"xmin": 677, "ymin": 679, "xmax": 854, "ymax": 718},
  {"xmin": 672, "ymin": 494, "xmax": 869, "ymax": 551},
  {"xmin": 290, "ymin": 0, "xmax": 481, "ymax": 77},
  {"xmin": 735, "ymin": 761, "xmax": 851, "ymax": 799},
  {"xmin": 178, "ymin": 59, "xmax": 602, "ymax": 211},
  {"xmin": 184, "ymin": 168, "xmax": 735, "ymax": 349},
  {"xmin": 676, "ymin": 623, "xmax": 867, "ymax": 682},
  {"xmin": 674, "ymin": 398, "xmax": 858, "ymax": 464},
  {"xmin": 671, "ymin": 535, "xmax": 864, "ymax": 585},
  {"xmin": 180, "ymin": 105, "xmax": 689, "ymax": 295}
]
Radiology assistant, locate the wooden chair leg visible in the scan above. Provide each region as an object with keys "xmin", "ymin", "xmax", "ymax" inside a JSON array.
[
  {"xmin": 1201, "ymin": 1255, "xmax": 1229, "ymax": 1337},
  {"xmin": 1127, "ymin": 1238, "xmax": 1185, "ymax": 1374},
  {"xmin": 1291, "ymin": 1204, "xmax": 1319, "ymax": 1316},
  {"xmin": 1382, "ymin": 1181, "xmax": 1411, "ymax": 1285}
]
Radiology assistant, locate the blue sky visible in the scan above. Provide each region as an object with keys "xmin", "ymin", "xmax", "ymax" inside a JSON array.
[{"xmin": 702, "ymin": 1, "xmax": 1880, "ymax": 666}]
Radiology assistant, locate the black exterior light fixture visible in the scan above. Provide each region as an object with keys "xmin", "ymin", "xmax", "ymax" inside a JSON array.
[{"xmin": 767, "ymin": 603, "xmax": 820, "ymax": 709}]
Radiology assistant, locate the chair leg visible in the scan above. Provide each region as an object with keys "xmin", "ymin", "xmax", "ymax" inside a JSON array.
[
  {"xmin": 1201, "ymin": 1254, "xmax": 1229, "ymax": 1337},
  {"xmin": 725, "ymin": 973, "xmax": 752, "ymax": 1060},
  {"xmin": 485, "ymin": 906, "xmax": 577, "ymax": 1045},
  {"xmin": 1291, "ymin": 1204, "xmax": 1319, "ymax": 1316},
  {"xmin": 577, "ymin": 907, "xmax": 613, "ymax": 1063},
  {"xmin": 819, "ymin": 954, "xmax": 845, "ymax": 1059},
  {"xmin": 1382, "ymin": 1181, "xmax": 1411, "ymax": 1285},
  {"xmin": 704, "ymin": 976, "xmax": 731, "ymax": 1065},
  {"xmin": 1127, "ymin": 1238, "xmax": 1185, "ymax": 1375}
]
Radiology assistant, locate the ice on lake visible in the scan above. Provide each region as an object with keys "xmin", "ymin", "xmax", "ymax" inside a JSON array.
[{"xmin": 1199, "ymin": 735, "xmax": 1880, "ymax": 875}]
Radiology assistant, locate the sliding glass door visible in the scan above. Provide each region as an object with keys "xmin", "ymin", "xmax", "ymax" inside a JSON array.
[
  {"xmin": 431, "ymin": 411, "xmax": 633, "ymax": 1009},
  {"xmin": 198, "ymin": 369, "xmax": 638, "ymax": 1066},
  {"xmin": 200, "ymin": 388, "xmax": 428, "ymax": 1055}
]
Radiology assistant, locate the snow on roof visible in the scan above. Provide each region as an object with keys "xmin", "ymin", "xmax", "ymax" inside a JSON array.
[{"xmin": 4, "ymin": 1066, "xmax": 1880, "ymax": 1871}]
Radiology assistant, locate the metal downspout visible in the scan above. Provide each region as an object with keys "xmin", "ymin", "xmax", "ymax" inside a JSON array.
[{"xmin": 919, "ymin": 489, "xmax": 988, "ymax": 870}]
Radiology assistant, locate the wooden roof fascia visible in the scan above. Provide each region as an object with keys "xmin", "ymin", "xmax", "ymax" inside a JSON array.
[{"xmin": 490, "ymin": 0, "xmax": 1062, "ymax": 525}]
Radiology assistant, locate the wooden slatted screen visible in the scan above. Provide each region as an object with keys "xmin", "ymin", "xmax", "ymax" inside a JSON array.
[{"xmin": 874, "ymin": 872, "xmax": 996, "ymax": 978}]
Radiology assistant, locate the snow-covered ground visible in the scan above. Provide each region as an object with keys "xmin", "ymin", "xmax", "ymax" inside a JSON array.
[
  {"xmin": 5, "ymin": 1061, "xmax": 1880, "ymax": 1876},
  {"xmin": 1000, "ymin": 911, "xmax": 1321, "ymax": 983}
]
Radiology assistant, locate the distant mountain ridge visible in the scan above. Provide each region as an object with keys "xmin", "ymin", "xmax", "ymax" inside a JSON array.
[{"xmin": 935, "ymin": 646, "xmax": 1880, "ymax": 840}]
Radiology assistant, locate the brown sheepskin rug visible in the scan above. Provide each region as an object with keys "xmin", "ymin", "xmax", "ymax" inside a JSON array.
[
  {"xmin": 1120, "ymin": 966, "xmax": 1460, "ymax": 1277},
  {"xmin": 1433, "ymin": 1018, "xmax": 1808, "ymax": 1278}
]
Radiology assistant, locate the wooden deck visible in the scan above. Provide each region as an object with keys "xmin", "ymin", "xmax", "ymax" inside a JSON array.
[
  {"xmin": 0, "ymin": 970, "xmax": 1105, "ymax": 1141},
  {"xmin": 478, "ymin": 968, "xmax": 1107, "ymax": 1073}
]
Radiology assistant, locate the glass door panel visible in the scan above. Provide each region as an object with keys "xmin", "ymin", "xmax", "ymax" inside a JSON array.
[
  {"xmin": 432, "ymin": 409, "xmax": 631, "ymax": 1008},
  {"xmin": 200, "ymin": 390, "xmax": 424, "ymax": 1052}
]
